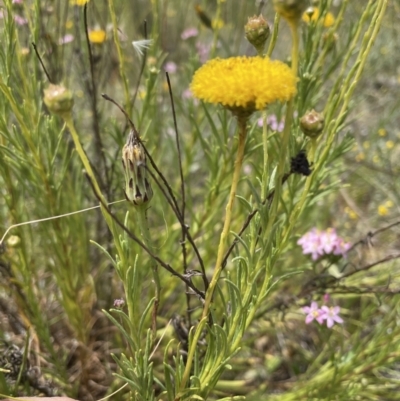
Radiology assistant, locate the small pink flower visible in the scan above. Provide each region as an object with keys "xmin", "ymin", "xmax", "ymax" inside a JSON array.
[
  {"xmin": 164, "ymin": 61, "xmax": 177, "ymax": 74},
  {"xmin": 182, "ymin": 88, "xmax": 193, "ymax": 99},
  {"xmin": 58, "ymin": 34, "xmax": 74, "ymax": 45},
  {"xmin": 319, "ymin": 228, "xmax": 338, "ymax": 254},
  {"xmin": 320, "ymin": 306, "xmax": 343, "ymax": 328},
  {"xmin": 12, "ymin": 0, "xmax": 23, "ymax": 4},
  {"xmin": 297, "ymin": 228, "xmax": 324, "ymax": 260},
  {"xmin": 14, "ymin": 14, "xmax": 28, "ymax": 26},
  {"xmin": 181, "ymin": 27, "xmax": 199, "ymax": 40},
  {"xmin": 303, "ymin": 301, "xmax": 325, "ymax": 324},
  {"xmin": 113, "ymin": 298, "xmax": 125, "ymax": 308},
  {"xmin": 333, "ymin": 238, "xmax": 351, "ymax": 256},
  {"xmin": 323, "ymin": 293, "xmax": 330, "ymax": 303},
  {"xmin": 196, "ymin": 42, "xmax": 210, "ymax": 64},
  {"xmin": 182, "ymin": 88, "xmax": 199, "ymax": 105},
  {"xmin": 298, "ymin": 228, "xmax": 351, "ymax": 260},
  {"xmin": 257, "ymin": 115, "xmax": 285, "ymax": 132}
]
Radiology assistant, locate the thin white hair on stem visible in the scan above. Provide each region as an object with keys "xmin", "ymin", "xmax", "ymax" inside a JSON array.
[
  {"xmin": 96, "ymin": 382, "xmax": 128, "ymax": 401},
  {"xmin": 0, "ymin": 199, "xmax": 126, "ymax": 246},
  {"xmin": 132, "ymin": 39, "xmax": 153, "ymax": 57},
  {"xmin": 149, "ymin": 318, "xmax": 172, "ymax": 360}
]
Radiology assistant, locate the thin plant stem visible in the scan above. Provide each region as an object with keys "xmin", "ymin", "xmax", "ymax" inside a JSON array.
[
  {"xmin": 267, "ymin": 13, "xmax": 280, "ymax": 57},
  {"xmin": 85, "ymin": 174, "xmax": 205, "ymax": 299},
  {"xmin": 83, "ymin": 4, "xmax": 107, "ymax": 192},
  {"xmin": 264, "ymin": 19, "xmax": 299, "ymax": 240},
  {"xmin": 165, "ymin": 72, "xmax": 187, "ymax": 271},
  {"xmin": 210, "ymin": 0, "xmax": 223, "ymax": 58},
  {"xmin": 108, "ymin": 0, "xmax": 132, "ymax": 114},
  {"xmin": 261, "ymin": 111, "xmax": 269, "ymax": 200},
  {"xmin": 135, "ymin": 205, "xmax": 161, "ymax": 344},
  {"xmin": 178, "ymin": 116, "xmax": 248, "ymax": 395},
  {"xmin": 63, "ymin": 114, "xmax": 104, "ymax": 204},
  {"xmin": 203, "ymin": 117, "xmax": 247, "ymax": 319}
]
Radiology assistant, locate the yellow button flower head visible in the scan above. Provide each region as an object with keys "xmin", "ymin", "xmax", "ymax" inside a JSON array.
[
  {"xmin": 190, "ymin": 56, "xmax": 296, "ymax": 117},
  {"xmin": 70, "ymin": 0, "xmax": 90, "ymax": 5},
  {"xmin": 88, "ymin": 29, "xmax": 106, "ymax": 44}
]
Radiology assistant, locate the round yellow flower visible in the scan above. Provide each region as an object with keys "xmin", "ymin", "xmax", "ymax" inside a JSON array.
[
  {"xmin": 70, "ymin": 0, "xmax": 90, "ymax": 5},
  {"xmin": 378, "ymin": 204, "xmax": 389, "ymax": 216},
  {"xmin": 302, "ymin": 8, "xmax": 335, "ymax": 28},
  {"xmin": 190, "ymin": 56, "xmax": 296, "ymax": 114},
  {"xmin": 88, "ymin": 30, "xmax": 106, "ymax": 44}
]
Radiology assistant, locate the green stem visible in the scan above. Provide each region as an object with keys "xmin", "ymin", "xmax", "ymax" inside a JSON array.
[
  {"xmin": 261, "ymin": 111, "xmax": 269, "ymax": 200},
  {"xmin": 263, "ymin": 19, "xmax": 300, "ymax": 242},
  {"xmin": 210, "ymin": 0, "xmax": 223, "ymax": 58},
  {"xmin": 136, "ymin": 205, "xmax": 161, "ymax": 344},
  {"xmin": 63, "ymin": 114, "xmax": 104, "ymax": 203},
  {"xmin": 267, "ymin": 13, "xmax": 280, "ymax": 57},
  {"xmin": 178, "ymin": 116, "xmax": 248, "ymax": 395},
  {"xmin": 281, "ymin": 138, "xmax": 317, "ymax": 247},
  {"xmin": 108, "ymin": 0, "xmax": 132, "ymax": 114}
]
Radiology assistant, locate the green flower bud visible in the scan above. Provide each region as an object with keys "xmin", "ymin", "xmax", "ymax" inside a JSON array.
[
  {"xmin": 245, "ymin": 14, "xmax": 270, "ymax": 54},
  {"xmin": 300, "ymin": 109, "xmax": 325, "ymax": 138},
  {"xmin": 122, "ymin": 130, "xmax": 153, "ymax": 206},
  {"xmin": 273, "ymin": 0, "xmax": 308, "ymax": 23},
  {"xmin": 43, "ymin": 84, "xmax": 74, "ymax": 116},
  {"xmin": 7, "ymin": 235, "xmax": 21, "ymax": 248}
]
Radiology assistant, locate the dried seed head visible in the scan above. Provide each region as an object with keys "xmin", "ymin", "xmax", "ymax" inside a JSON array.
[
  {"xmin": 245, "ymin": 14, "xmax": 270, "ymax": 54},
  {"xmin": 300, "ymin": 109, "xmax": 325, "ymax": 138},
  {"xmin": 43, "ymin": 84, "xmax": 74, "ymax": 116},
  {"xmin": 122, "ymin": 130, "xmax": 153, "ymax": 205}
]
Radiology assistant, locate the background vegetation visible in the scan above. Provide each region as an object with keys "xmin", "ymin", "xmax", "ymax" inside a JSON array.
[{"xmin": 0, "ymin": 0, "xmax": 398, "ymax": 400}]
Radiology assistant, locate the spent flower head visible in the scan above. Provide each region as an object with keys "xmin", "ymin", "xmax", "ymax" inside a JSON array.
[
  {"xmin": 132, "ymin": 39, "xmax": 153, "ymax": 57},
  {"xmin": 122, "ymin": 130, "xmax": 153, "ymax": 206},
  {"xmin": 190, "ymin": 56, "xmax": 297, "ymax": 117}
]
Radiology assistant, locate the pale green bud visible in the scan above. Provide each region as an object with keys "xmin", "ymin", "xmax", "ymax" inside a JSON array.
[
  {"xmin": 245, "ymin": 15, "xmax": 270, "ymax": 54},
  {"xmin": 273, "ymin": 0, "xmax": 308, "ymax": 22},
  {"xmin": 300, "ymin": 109, "xmax": 325, "ymax": 138},
  {"xmin": 43, "ymin": 84, "xmax": 73, "ymax": 116}
]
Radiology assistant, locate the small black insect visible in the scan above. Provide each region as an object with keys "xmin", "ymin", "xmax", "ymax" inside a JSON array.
[{"xmin": 290, "ymin": 149, "xmax": 312, "ymax": 176}]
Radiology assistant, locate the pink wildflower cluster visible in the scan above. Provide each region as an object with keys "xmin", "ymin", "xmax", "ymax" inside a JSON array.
[
  {"xmin": 164, "ymin": 61, "xmax": 178, "ymax": 74},
  {"xmin": 303, "ymin": 301, "xmax": 343, "ymax": 328},
  {"xmin": 181, "ymin": 27, "xmax": 199, "ymax": 40},
  {"xmin": 297, "ymin": 228, "xmax": 351, "ymax": 261},
  {"xmin": 257, "ymin": 114, "xmax": 285, "ymax": 132}
]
